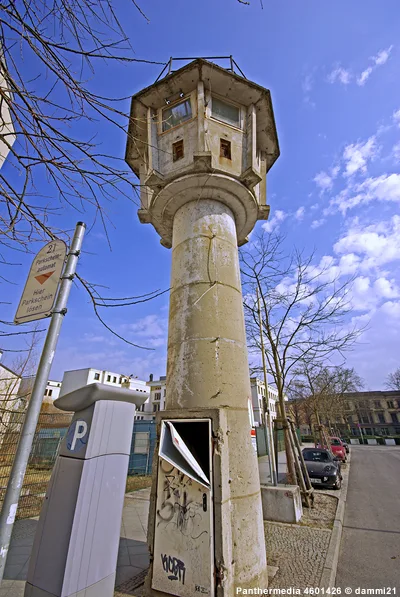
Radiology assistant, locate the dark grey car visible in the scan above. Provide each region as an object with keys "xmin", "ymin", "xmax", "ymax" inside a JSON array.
[{"xmin": 302, "ymin": 448, "xmax": 342, "ymax": 490}]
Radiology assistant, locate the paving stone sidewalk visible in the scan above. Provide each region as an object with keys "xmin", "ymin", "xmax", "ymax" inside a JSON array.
[{"xmin": 0, "ymin": 456, "xmax": 349, "ymax": 596}]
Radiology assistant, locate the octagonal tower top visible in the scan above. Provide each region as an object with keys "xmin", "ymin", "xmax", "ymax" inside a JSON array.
[{"xmin": 125, "ymin": 58, "xmax": 280, "ymax": 247}]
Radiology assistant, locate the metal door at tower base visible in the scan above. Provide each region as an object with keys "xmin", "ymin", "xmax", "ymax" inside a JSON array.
[{"xmin": 151, "ymin": 419, "xmax": 214, "ymax": 597}]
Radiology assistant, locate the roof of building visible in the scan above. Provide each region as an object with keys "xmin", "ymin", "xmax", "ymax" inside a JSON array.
[{"xmin": 344, "ymin": 390, "xmax": 400, "ymax": 399}]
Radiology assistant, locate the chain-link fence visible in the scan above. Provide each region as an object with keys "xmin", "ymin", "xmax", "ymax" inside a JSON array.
[
  {"xmin": 0, "ymin": 410, "xmax": 72, "ymax": 519},
  {"xmin": 128, "ymin": 421, "xmax": 157, "ymax": 476},
  {"xmin": 1, "ymin": 413, "xmax": 158, "ymax": 520}
]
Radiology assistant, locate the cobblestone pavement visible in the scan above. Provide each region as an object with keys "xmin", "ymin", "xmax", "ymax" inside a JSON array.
[{"xmin": 265, "ymin": 520, "xmax": 332, "ymax": 589}]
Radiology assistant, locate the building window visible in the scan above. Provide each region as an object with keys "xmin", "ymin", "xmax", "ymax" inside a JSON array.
[
  {"xmin": 220, "ymin": 139, "xmax": 232, "ymax": 160},
  {"xmin": 381, "ymin": 428, "xmax": 390, "ymax": 436},
  {"xmin": 211, "ymin": 96, "xmax": 240, "ymax": 128},
  {"xmin": 94, "ymin": 373, "xmax": 100, "ymax": 380},
  {"xmin": 107, "ymin": 375, "xmax": 111, "ymax": 382},
  {"xmin": 153, "ymin": 404, "xmax": 160, "ymax": 412},
  {"xmin": 164, "ymin": 389, "xmax": 166, "ymax": 397},
  {"xmin": 48, "ymin": 389, "xmax": 52, "ymax": 397},
  {"xmin": 374, "ymin": 401, "xmax": 381, "ymax": 408},
  {"xmin": 162, "ymin": 98, "xmax": 192, "ymax": 132},
  {"xmin": 119, "ymin": 377, "xmax": 123, "ymax": 384},
  {"xmin": 155, "ymin": 392, "xmax": 161, "ymax": 400},
  {"xmin": 395, "ymin": 427, "xmax": 400, "ymax": 434},
  {"xmin": 172, "ymin": 139, "xmax": 184, "ymax": 161},
  {"xmin": 359, "ymin": 412, "xmax": 370, "ymax": 424},
  {"xmin": 365, "ymin": 428, "xmax": 372, "ymax": 436},
  {"xmin": 390, "ymin": 412, "xmax": 398, "ymax": 423},
  {"xmin": 377, "ymin": 413, "xmax": 385, "ymax": 423},
  {"xmin": 154, "ymin": 386, "xmax": 161, "ymax": 391},
  {"xmin": 387, "ymin": 400, "xmax": 394, "ymax": 409}
]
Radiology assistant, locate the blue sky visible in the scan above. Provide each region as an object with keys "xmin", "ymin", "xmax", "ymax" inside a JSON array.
[{"xmin": 2, "ymin": 0, "xmax": 400, "ymax": 389}]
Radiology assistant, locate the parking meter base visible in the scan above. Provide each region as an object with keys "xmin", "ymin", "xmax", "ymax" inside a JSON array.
[{"xmin": 24, "ymin": 384, "xmax": 146, "ymax": 597}]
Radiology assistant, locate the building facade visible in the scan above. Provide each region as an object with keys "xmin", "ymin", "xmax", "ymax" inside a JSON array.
[
  {"xmin": 250, "ymin": 376, "xmax": 279, "ymax": 426},
  {"xmin": 341, "ymin": 390, "xmax": 400, "ymax": 437},
  {"xmin": 59, "ymin": 368, "xmax": 150, "ymax": 418},
  {"xmin": 135, "ymin": 375, "xmax": 167, "ymax": 421}
]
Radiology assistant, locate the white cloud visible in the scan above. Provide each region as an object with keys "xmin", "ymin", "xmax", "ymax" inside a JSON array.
[
  {"xmin": 333, "ymin": 215, "xmax": 400, "ymax": 270},
  {"xmin": 302, "ymin": 74, "xmax": 313, "ymax": 94},
  {"xmin": 357, "ymin": 67, "xmax": 373, "ymax": 86},
  {"xmin": 125, "ymin": 314, "xmax": 168, "ymax": 348},
  {"xmin": 328, "ymin": 46, "xmax": 393, "ymax": 88},
  {"xmin": 327, "ymin": 66, "xmax": 352, "ymax": 85},
  {"xmin": 347, "ymin": 275, "xmax": 399, "ymax": 312},
  {"xmin": 393, "ymin": 108, "xmax": 400, "ymax": 128},
  {"xmin": 374, "ymin": 45, "xmax": 393, "ymax": 66},
  {"xmin": 392, "ymin": 141, "xmax": 400, "ymax": 161},
  {"xmin": 374, "ymin": 277, "xmax": 399, "ymax": 299},
  {"xmin": 357, "ymin": 45, "xmax": 393, "ymax": 86},
  {"xmin": 337, "ymin": 253, "xmax": 360, "ymax": 276},
  {"xmin": 311, "ymin": 218, "xmax": 325, "ymax": 229},
  {"xmin": 295, "ymin": 206, "xmax": 305, "ymax": 220},
  {"xmin": 262, "ymin": 209, "xmax": 287, "ymax": 233},
  {"xmin": 302, "ymin": 73, "xmax": 316, "ymax": 107},
  {"xmin": 314, "ymin": 171, "xmax": 334, "ymax": 191},
  {"xmin": 380, "ymin": 301, "xmax": 400, "ymax": 319},
  {"xmin": 342, "ymin": 136, "xmax": 377, "ymax": 177},
  {"xmin": 330, "ymin": 173, "xmax": 400, "ymax": 214}
]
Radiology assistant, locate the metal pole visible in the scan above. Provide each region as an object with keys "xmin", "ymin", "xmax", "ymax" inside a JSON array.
[
  {"xmin": 0, "ymin": 222, "xmax": 86, "ymax": 584},
  {"xmin": 256, "ymin": 288, "xmax": 277, "ymax": 485}
]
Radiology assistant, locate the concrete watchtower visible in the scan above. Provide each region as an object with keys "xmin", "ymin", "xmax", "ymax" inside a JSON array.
[{"xmin": 126, "ymin": 58, "xmax": 279, "ymax": 596}]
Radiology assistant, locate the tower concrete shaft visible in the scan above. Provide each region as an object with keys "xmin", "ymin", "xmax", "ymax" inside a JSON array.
[
  {"xmin": 167, "ymin": 198, "xmax": 267, "ymax": 590},
  {"xmin": 126, "ymin": 58, "xmax": 280, "ymax": 596}
]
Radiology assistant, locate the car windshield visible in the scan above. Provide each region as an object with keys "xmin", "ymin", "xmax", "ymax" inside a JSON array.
[
  {"xmin": 331, "ymin": 439, "xmax": 341, "ymax": 446},
  {"xmin": 303, "ymin": 450, "xmax": 330, "ymax": 462}
]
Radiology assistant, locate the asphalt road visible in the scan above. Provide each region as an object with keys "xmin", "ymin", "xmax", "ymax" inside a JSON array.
[{"xmin": 336, "ymin": 445, "xmax": 400, "ymax": 591}]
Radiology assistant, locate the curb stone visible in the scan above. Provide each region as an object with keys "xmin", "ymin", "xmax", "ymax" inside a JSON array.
[{"xmin": 319, "ymin": 451, "xmax": 351, "ymax": 588}]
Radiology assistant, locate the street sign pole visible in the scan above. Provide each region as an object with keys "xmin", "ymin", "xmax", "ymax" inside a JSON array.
[{"xmin": 0, "ymin": 222, "xmax": 86, "ymax": 584}]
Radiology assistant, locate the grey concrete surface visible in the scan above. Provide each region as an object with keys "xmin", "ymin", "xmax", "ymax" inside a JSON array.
[{"xmin": 336, "ymin": 445, "xmax": 400, "ymax": 590}]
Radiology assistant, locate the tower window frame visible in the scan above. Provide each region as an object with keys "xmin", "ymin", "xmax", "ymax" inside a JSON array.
[
  {"xmin": 172, "ymin": 139, "xmax": 184, "ymax": 161},
  {"xmin": 220, "ymin": 138, "xmax": 232, "ymax": 160},
  {"xmin": 161, "ymin": 97, "xmax": 193, "ymax": 133},
  {"xmin": 210, "ymin": 95, "xmax": 241, "ymax": 129}
]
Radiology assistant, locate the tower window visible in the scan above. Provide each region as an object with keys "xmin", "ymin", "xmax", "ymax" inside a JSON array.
[
  {"xmin": 212, "ymin": 97, "xmax": 240, "ymax": 128},
  {"xmin": 162, "ymin": 98, "xmax": 192, "ymax": 132},
  {"xmin": 172, "ymin": 140, "xmax": 184, "ymax": 161},
  {"xmin": 220, "ymin": 139, "xmax": 232, "ymax": 160}
]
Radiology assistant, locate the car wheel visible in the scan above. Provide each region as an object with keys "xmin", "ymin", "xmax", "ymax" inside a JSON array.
[{"xmin": 334, "ymin": 477, "xmax": 342, "ymax": 490}]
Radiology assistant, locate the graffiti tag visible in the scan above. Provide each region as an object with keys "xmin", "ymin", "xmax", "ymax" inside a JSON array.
[{"xmin": 161, "ymin": 554, "xmax": 186, "ymax": 584}]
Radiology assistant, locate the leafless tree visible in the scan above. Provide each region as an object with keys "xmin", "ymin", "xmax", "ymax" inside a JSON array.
[
  {"xmin": 289, "ymin": 364, "xmax": 363, "ymax": 444},
  {"xmin": 0, "ymin": 326, "xmax": 41, "ymax": 437},
  {"xmin": 0, "ymin": 1, "xmax": 170, "ymax": 351},
  {"xmin": 385, "ymin": 367, "xmax": 400, "ymax": 391},
  {"xmin": 241, "ymin": 232, "xmax": 363, "ymax": 483}
]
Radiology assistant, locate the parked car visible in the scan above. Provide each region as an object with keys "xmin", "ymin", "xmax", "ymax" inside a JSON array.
[
  {"xmin": 329, "ymin": 436, "xmax": 347, "ymax": 462},
  {"xmin": 302, "ymin": 448, "xmax": 342, "ymax": 490},
  {"xmin": 340, "ymin": 438, "xmax": 350, "ymax": 454}
]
